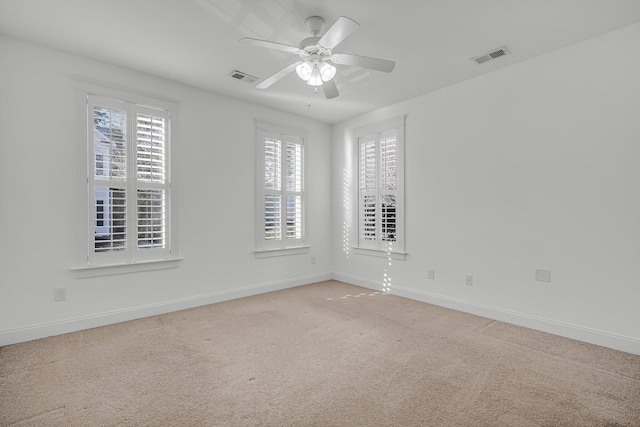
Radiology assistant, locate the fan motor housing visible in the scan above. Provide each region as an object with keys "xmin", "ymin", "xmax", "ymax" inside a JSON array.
[
  {"xmin": 299, "ymin": 36, "xmax": 320, "ymax": 51},
  {"xmin": 299, "ymin": 36, "xmax": 332, "ymax": 61}
]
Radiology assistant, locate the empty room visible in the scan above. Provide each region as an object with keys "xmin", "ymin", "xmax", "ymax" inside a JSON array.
[{"xmin": 1, "ymin": 0, "xmax": 639, "ymax": 425}]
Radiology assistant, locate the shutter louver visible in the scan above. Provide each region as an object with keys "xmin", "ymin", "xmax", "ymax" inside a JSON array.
[
  {"xmin": 137, "ymin": 189, "xmax": 165, "ymax": 249},
  {"xmin": 359, "ymin": 138, "xmax": 377, "ymax": 246},
  {"xmin": 92, "ymin": 104, "xmax": 128, "ymax": 256},
  {"xmin": 264, "ymin": 195, "xmax": 281, "ymax": 240},
  {"xmin": 286, "ymin": 195, "xmax": 302, "ymax": 239},
  {"xmin": 264, "ymin": 137, "xmax": 282, "ymax": 241},
  {"xmin": 136, "ymin": 114, "xmax": 166, "ymax": 183},
  {"xmin": 380, "ymin": 137, "xmax": 397, "ymax": 191},
  {"xmin": 381, "ymin": 194, "xmax": 396, "ymax": 242},
  {"xmin": 360, "ymin": 139, "xmax": 376, "ymax": 190},
  {"xmin": 93, "ymin": 187, "xmax": 127, "ymax": 252},
  {"xmin": 285, "ymin": 142, "xmax": 301, "ymax": 192},
  {"xmin": 264, "ymin": 138, "xmax": 281, "ymax": 191},
  {"xmin": 135, "ymin": 111, "xmax": 169, "ymax": 254},
  {"xmin": 360, "ymin": 194, "xmax": 376, "ymax": 241},
  {"xmin": 285, "ymin": 141, "xmax": 302, "ymax": 241},
  {"xmin": 93, "ymin": 106, "xmax": 127, "ymax": 180},
  {"xmin": 380, "ymin": 136, "xmax": 397, "ymax": 242}
]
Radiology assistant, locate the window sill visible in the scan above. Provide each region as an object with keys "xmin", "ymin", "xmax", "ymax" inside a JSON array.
[
  {"xmin": 254, "ymin": 246, "xmax": 310, "ymax": 258},
  {"xmin": 352, "ymin": 247, "xmax": 407, "ymax": 260},
  {"xmin": 71, "ymin": 258, "xmax": 183, "ymax": 278}
]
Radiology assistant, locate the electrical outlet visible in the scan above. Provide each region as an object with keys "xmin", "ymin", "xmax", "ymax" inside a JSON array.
[
  {"xmin": 535, "ymin": 269, "xmax": 551, "ymax": 282},
  {"xmin": 465, "ymin": 275, "xmax": 473, "ymax": 286},
  {"xmin": 427, "ymin": 269, "xmax": 435, "ymax": 280},
  {"xmin": 54, "ymin": 288, "xmax": 67, "ymax": 302},
  {"xmin": 311, "ymin": 256, "xmax": 316, "ymax": 264}
]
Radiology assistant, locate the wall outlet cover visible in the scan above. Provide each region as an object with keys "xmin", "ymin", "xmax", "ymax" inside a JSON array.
[
  {"xmin": 535, "ymin": 269, "xmax": 551, "ymax": 282},
  {"xmin": 54, "ymin": 288, "xmax": 67, "ymax": 302}
]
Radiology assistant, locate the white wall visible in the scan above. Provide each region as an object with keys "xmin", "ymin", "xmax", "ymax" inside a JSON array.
[
  {"xmin": 0, "ymin": 37, "xmax": 332, "ymax": 345},
  {"xmin": 332, "ymin": 23, "xmax": 640, "ymax": 354}
]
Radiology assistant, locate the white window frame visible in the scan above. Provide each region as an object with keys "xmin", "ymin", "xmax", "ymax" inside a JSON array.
[
  {"xmin": 255, "ymin": 121, "xmax": 308, "ymax": 257},
  {"xmin": 354, "ymin": 116, "xmax": 406, "ymax": 258},
  {"xmin": 73, "ymin": 83, "xmax": 180, "ymax": 274}
]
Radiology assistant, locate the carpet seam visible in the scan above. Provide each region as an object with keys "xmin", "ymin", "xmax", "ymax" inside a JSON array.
[
  {"xmin": 8, "ymin": 406, "xmax": 66, "ymax": 426},
  {"xmin": 475, "ymin": 330, "xmax": 640, "ymax": 383}
]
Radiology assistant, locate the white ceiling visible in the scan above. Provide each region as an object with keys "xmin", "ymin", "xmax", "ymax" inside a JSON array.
[{"xmin": 2, "ymin": 0, "xmax": 640, "ymax": 124}]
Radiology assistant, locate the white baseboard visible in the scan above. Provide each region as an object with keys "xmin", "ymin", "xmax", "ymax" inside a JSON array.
[
  {"xmin": 0, "ymin": 272, "xmax": 332, "ymax": 346},
  {"xmin": 333, "ymin": 272, "xmax": 640, "ymax": 355}
]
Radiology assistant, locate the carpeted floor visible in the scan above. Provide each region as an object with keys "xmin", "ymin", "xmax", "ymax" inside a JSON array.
[{"xmin": 1, "ymin": 280, "xmax": 639, "ymax": 426}]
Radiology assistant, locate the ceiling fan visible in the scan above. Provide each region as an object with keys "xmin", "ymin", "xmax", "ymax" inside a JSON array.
[{"xmin": 239, "ymin": 16, "xmax": 395, "ymax": 99}]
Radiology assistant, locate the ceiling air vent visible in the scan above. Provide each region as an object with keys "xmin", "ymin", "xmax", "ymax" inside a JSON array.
[
  {"xmin": 471, "ymin": 46, "xmax": 510, "ymax": 65},
  {"xmin": 229, "ymin": 70, "xmax": 258, "ymax": 83}
]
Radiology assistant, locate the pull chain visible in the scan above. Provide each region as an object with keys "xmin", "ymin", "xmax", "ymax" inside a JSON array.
[
  {"xmin": 308, "ymin": 86, "xmax": 319, "ymax": 107},
  {"xmin": 307, "ymin": 86, "xmax": 319, "ymax": 108}
]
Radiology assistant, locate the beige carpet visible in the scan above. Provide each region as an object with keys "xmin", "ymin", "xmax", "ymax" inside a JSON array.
[{"xmin": 1, "ymin": 280, "xmax": 639, "ymax": 426}]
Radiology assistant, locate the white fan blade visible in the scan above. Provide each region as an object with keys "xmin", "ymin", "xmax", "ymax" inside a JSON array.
[
  {"xmin": 318, "ymin": 17, "xmax": 359, "ymax": 50},
  {"xmin": 331, "ymin": 53, "xmax": 395, "ymax": 73},
  {"xmin": 323, "ymin": 79, "xmax": 339, "ymax": 99},
  {"xmin": 256, "ymin": 62, "xmax": 301, "ymax": 89},
  {"xmin": 240, "ymin": 37, "xmax": 301, "ymax": 54}
]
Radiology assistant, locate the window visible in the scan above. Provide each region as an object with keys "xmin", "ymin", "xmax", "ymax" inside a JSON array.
[
  {"xmin": 355, "ymin": 116, "xmax": 405, "ymax": 255},
  {"xmin": 256, "ymin": 122, "xmax": 307, "ymax": 253},
  {"xmin": 87, "ymin": 94, "xmax": 172, "ymax": 266}
]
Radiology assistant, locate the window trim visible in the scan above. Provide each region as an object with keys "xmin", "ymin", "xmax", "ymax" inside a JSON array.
[
  {"xmin": 71, "ymin": 258, "xmax": 182, "ymax": 278},
  {"xmin": 254, "ymin": 246, "xmax": 310, "ymax": 259},
  {"xmin": 72, "ymin": 82, "xmax": 180, "ymax": 273},
  {"xmin": 354, "ymin": 115, "xmax": 406, "ymax": 256},
  {"xmin": 255, "ymin": 121, "xmax": 308, "ymax": 256}
]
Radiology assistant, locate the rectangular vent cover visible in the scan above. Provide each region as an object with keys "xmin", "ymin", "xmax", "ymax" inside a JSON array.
[
  {"xmin": 229, "ymin": 70, "xmax": 258, "ymax": 83},
  {"xmin": 472, "ymin": 46, "xmax": 510, "ymax": 65}
]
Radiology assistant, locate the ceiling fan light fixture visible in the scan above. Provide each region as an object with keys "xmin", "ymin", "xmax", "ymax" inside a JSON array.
[
  {"xmin": 318, "ymin": 62, "xmax": 336, "ymax": 81},
  {"xmin": 241, "ymin": 15, "xmax": 396, "ymax": 99},
  {"xmin": 306, "ymin": 64, "xmax": 323, "ymax": 86},
  {"xmin": 296, "ymin": 61, "xmax": 313, "ymax": 80}
]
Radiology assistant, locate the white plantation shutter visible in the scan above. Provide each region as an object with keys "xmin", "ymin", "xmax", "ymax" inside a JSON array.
[
  {"xmin": 256, "ymin": 124, "xmax": 306, "ymax": 251},
  {"xmin": 135, "ymin": 107, "xmax": 169, "ymax": 261},
  {"xmin": 93, "ymin": 104, "xmax": 127, "ymax": 181},
  {"xmin": 264, "ymin": 194, "xmax": 282, "ymax": 241},
  {"xmin": 93, "ymin": 187, "xmax": 127, "ymax": 252},
  {"xmin": 89, "ymin": 97, "xmax": 129, "ymax": 264},
  {"xmin": 286, "ymin": 195, "xmax": 302, "ymax": 239},
  {"xmin": 87, "ymin": 95, "xmax": 171, "ymax": 265},
  {"xmin": 264, "ymin": 138, "xmax": 281, "ymax": 191},
  {"xmin": 136, "ymin": 113, "xmax": 166, "ymax": 184},
  {"xmin": 380, "ymin": 131, "xmax": 397, "ymax": 243},
  {"xmin": 136, "ymin": 189, "xmax": 165, "ymax": 249},
  {"xmin": 284, "ymin": 138, "xmax": 303, "ymax": 243},
  {"xmin": 359, "ymin": 136, "xmax": 377, "ymax": 249},
  {"xmin": 263, "ymin": 135, "xmax": 282, "ymax": 243},
  {"xmin": 356, "ymin": 116, "xmax": 405, "ymax": 253}
]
